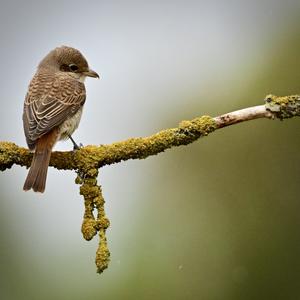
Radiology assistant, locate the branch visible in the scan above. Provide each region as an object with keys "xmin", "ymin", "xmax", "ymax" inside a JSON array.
[
  {"xmin": 0, "ymin": 94, "xmax": 299, "ymax": 273},
  {"xmin": 1, "ymin": 94, "xmax": 299, "ymax": 173}
]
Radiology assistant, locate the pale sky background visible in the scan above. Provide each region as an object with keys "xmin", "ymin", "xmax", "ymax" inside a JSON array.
[{"xmin": 0, "ymin": 1, "xmax": 300, "ymax": 299}]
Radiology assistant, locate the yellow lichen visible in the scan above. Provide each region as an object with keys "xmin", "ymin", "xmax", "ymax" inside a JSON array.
[
  {"xmin": 77, "ymin": 172, "xmax": 110, "ymax": 272},
  {"xmin": 179, "ymin": 115, "xmax": 216, "ymax": 136},
  {"xmin": 0, "ymin": 142, "xmax": 32, "ymax": 170},
  {"xmin": 82, "ymin": 218, "xmax": 97, "ymax": 241},
  {"xmin": 265, "ymin": 94, "xmax": 300, "ymax": 119},
  {"xmin": 96, "ymin": 229, "xmax": 110, "ymax": 273}
]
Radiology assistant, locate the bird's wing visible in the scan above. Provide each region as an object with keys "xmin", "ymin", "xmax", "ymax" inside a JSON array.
[{"xmin": 23, "ymin": 72, "xmax": 86, "ymax": 149}]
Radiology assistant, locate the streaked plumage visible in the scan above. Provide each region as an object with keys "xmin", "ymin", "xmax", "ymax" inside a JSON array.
[
  {"xmin": 23, "ymin": 46, "xmax": 99, "ymax": 193},
  {"xmin": 23, "ymin": 71, "xmax": 86, "ymax": 149}
]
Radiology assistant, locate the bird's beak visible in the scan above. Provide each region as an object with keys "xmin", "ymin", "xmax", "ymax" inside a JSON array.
[{"xmin": 83, "ymin": 69, "xmax": 100, "ymax": 78}]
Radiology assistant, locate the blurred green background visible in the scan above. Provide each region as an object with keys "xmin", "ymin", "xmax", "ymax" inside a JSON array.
[{"xmin": 0, "ymin": 1, "xmax": 300, "ymax": 299}]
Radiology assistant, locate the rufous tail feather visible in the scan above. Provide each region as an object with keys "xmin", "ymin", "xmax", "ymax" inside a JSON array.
[{"xmin": 23, "ymin": 129, "xmax": 58, "ymax": 193}]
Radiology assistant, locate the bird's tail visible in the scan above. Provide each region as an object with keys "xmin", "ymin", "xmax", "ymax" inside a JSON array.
[{"xmin": 23, "ymin": 129, "xmax": 58, "ymax": 193}]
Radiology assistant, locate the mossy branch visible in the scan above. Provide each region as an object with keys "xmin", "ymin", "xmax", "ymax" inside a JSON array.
[
  {"xmin": 0, "ymin": 94, "xmax": 299, "ymax": 273},
  {"xmin": 1, "ymin": 94, "xmax": 299, "ymax": 173}
]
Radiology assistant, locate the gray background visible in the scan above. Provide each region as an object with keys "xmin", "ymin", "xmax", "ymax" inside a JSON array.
[{"xmin": 0, "ymin": 0, "xmax": 300, "ymax": 299}]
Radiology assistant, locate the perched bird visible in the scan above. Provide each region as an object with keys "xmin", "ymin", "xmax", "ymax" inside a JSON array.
[{"xmin": 23, "ymin": 46, "xmax": 99, "ymax": 193}]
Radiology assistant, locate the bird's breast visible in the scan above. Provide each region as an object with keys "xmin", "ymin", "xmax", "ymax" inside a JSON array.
[{"xmin": 58, "ymin": 107, "xmax": 83, "ymax": 140}]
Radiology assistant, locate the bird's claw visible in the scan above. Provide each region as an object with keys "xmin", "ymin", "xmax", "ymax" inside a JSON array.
[
  {"xmin": 68, "ymin": 134, "xmax": 83, "ymax": 151},
  {"xmin": 73, "ymin": 142, "xmax": 84, "ymax": 151}
]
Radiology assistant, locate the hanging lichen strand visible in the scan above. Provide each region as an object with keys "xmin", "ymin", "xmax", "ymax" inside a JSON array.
[{"xmin": 77, "ymin": 172, "xmax": 110, "ymax": 273}]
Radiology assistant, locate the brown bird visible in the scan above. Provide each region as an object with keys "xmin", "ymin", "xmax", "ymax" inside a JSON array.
[{"xmin": 23, "ymin": 46, "xmax": 99, "ymax": 193}]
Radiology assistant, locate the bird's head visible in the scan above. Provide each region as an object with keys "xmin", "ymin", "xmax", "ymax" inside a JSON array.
[{"xmin": 38, "ymin": 46, "xmax": 99, "ymax": 81}]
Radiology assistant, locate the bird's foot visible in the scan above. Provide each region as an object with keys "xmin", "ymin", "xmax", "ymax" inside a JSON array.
[
  {"xmin": 68, "ymin": 135, "xmax": 83, "ymax": 151},
  {"xmin": 73, "ymin": 142, "xmax": 84, "ymax": 151}
]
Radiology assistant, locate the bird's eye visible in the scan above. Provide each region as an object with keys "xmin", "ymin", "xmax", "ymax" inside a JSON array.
[{"xmin": 69, "ymin": 64, "xmax": 78, "ymax": 71}]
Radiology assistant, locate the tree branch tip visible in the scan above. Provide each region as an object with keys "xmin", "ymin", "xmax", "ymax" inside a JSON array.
[{"xmin": 265, "ymin": 94, "xmax": 300, "ymax": 119}]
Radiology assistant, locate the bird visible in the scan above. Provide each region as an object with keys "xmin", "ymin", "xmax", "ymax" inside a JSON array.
[{"xmin": 23, "ymin": 46, "xmax": 99, "ymax": 193}]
